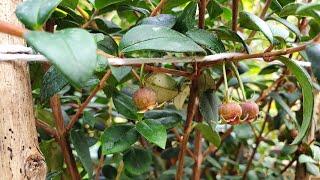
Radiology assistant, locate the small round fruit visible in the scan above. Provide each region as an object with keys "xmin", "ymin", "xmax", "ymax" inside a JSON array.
[
  {"xmin": 219, "ymin": 102, "xmax": 242, "ymax": 124},
  {"xmin": 133, "ymin": 87, "xmax": 157, "ymax": 111},
  {"xmin": 241, "ymin": 101, "xmax": 259, "ymax": 121},
  {"xmin": 290, "ymin": 129, "xmax": 298, "ymax": 139},
  {"xmin": 284, "ymin": 81, "xmax": 296, "ymax": 93}
]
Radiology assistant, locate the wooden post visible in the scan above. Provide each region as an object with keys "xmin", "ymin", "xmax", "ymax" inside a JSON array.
[{"xmin": 0, "ymin": 1, "xmax": 47, "ymax": 179}]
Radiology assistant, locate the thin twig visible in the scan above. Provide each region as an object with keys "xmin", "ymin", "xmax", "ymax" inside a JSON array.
[
  {"xmin": 95, "ymin": 155, "xmax": 105, "ymax": 180},
  {"xmin": 176, "ymin": 74, "xmax": 201, "ymax": 180},
  {"xmin": 150, "ymin": 0, "xmax": 167, "ymax": 16},
  {"xmin": 64, "ymin": 70, "xmax": 112, "ymax": 134},
  {"xmin": 50, "ymin": 95, "xmax": 81, "ymax": 180},
  {"xmin": 0, "ymin": 20, "xmax": 26, "ymax": 38},
  {"xmin": 198, "ymin": 0, "xmax": 207, "ymax": 29},
  {"xmin": 35, "ymin": 119, "xmax": 58, "ymax": 138},
  {"xmin": 115, "ymin": 161, "xmax": 124, "ymax": 180},
  {"xmin": 232, "ymin": 0, "xmax": 240, "ymax": 31},
  {"xmin": 131, "ymin": 69, "xmax": 141, "ymax": 82},
  {"xmin": 242, "ymin": 101, "xmax": 272, "ymax": 179},
  {"xmin": 172, "ymin": 128, "xmax": 195, "ymax": 158},
  {"xmin": 281, "ymin": 155, "xmax": 297, "ymax": 174}
]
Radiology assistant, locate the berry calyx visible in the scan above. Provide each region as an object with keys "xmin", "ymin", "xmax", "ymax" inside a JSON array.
[
  {"xmin": 241, "ymin": 101, "xmax": 259, "ymax": 121},
  {"xmin": 219, "ymin": 102, "xmax": 242, "ymax": 124},
  {"xmin": 133, "ymin": 87, "xmax": 157, "ymax": 111}
]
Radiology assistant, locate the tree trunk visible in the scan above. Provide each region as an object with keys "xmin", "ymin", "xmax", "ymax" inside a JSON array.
[{"xmin": 0, "ymin": 0, "xmax": 47, "ymax": 179}]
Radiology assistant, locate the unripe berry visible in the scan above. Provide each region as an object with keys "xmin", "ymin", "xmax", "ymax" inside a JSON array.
[{"xmin": 133, "ymin": 87, "xmax": 157, "ymax": 111}]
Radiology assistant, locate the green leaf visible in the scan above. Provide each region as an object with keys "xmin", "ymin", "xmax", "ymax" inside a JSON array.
[
  {"xmin": 195, "ymin": 123, "xmax": 221, "ymax": 146},
  {"xmin": 214, "ymin": 26, "xmax": 250, "ymax": 53},
  {"xmin": 311, "ymin": 145, "xmax": 320, "ymax": 161},
  {"xmin": 306, "ymin": 162, "xmax": 320, "ymax": 176},
  {"xmin": 136, "ymin": 119, "xmax": 167, "ymax": 149},
  {"xmin": 110, "ymin": 66, "xmax": 132, "ymax": 82},
  {"xmin": 173, "ymin": 2, "xmax": 197, "ymax": 33},
  {"xmin": 70, "ymin": 130, "xmax": 93, "ymax": 178},
  {"xmin": 145, "ymin": 73, "xmax": 179, "ymax": 103},
  {"xmin": 299, "ymin": 154, "xmax": 316, "ymax": 164},
  {"xmin": 144, "ymin": 109, "xmax": 183, "ymax": 129},
  {"xmin": 123, "ymin": 148, "xmax": 152, "ymax": 175},
  {"xmin": 90, "ymin": 0, "xmax": 126, "ymax": 10},
  {"xmin": 296, "ymin": 3, "xmax": 320, "ymax": 14},
  {"xmin": 60, "ymin": 0, "xmax": 79, "ymax": 9},
  {"xmin": 101, "ymin": 125, "xmax": 139, "ymax": 155},
  {"xmin": 119, "ymin": 25, "xmax": 204, "ymax": 53},
  {"xmin": 186, "ymin": 29, "xmax": 225, "ymax": 53},
  {"xmin": 95, "ymin": 18, "xmax": 121, "ymax": 34},
  {"xmin": 207, "ymin": 0, "xmax": 223, "ymax": 20},
  {"xmin": 112, "ymin": 92, "xmax": 138, "ymax": 120},
  {"xmin": 199, "ymin": 91, "xmax": 220, "ymax": 125},
  {"xmin": 239, "ymin": 11, "xmax": 274, "ymax": 44},
  {"xmin": 234, "ymin": 124, "xmax": 254, "ymax": 139},
  {"xmin": 267, "ymin": 16, "xmax": 301, "ymax": 40},
  {"xmin": 25, "ymin": 29, "xmax": 97, "ymax": 88},
  {"xmin": 270, "ymin": 92, "xmax": 298, "ymax": 128},
  {"xmin": 139, "ymin": 14, "xmax": 176, "ymax": 28},
  {"xmin": 95, "ymin": 34, "xmax": 118, "ymax": 56},
  {"xmin": 40, "ymin": 140, "xmax": 63, "ymax": 174},
  {"xmin": 40, "ymin": 66, "xmax": 68, "ymax": 101},
  {"xmin": 278, "ymin": 57, "xmax": 314, "ymax": 144},
  {"xmin": 306, "ymin": 43, "xmax": 320, "ymax": 83},
  {"xmin": 83, "ymin": 111, "xmax": 97, "ymax": 127},
  {"xmin": 15, "ymin": 0, "xmax": 62, "ymax": 30}
]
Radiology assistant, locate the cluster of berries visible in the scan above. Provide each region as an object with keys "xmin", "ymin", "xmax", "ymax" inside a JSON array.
[{"xmin": 218, "ymin": 101, "xmax": 259, "ymax": 125}]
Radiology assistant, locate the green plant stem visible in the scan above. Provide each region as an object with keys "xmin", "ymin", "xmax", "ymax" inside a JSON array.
[
  {"xmin": 140, "ymin": 63, "xmax": 145, "ymax": 86},
  {"xmin": 222, "ymin": 61, "xmax": 229, "ymax": 102},
  {"xmin": 230, "ymin": 62, "xmax": 246, "ymax": 101}
]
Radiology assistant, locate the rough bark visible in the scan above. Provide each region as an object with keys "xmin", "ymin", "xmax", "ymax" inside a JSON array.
[{"xmin": 0, "ymin": 0, "xmax": 47, "ymax": 179}]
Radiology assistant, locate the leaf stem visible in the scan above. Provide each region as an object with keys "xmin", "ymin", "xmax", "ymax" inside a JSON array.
[
  {"xmin": 222, "ymin": 61, "xmax": 229, "ymax": 102},
  {"xmin": 230, "ymin": 62, "xmax": 246, "ymax": 101},
  {"xmin": 150, "ymin": 0, "xmax": 167, "ymax": 16},
  {"xmin": 0, "ymin": 21, "xmax": 27, "ymax": 38}
]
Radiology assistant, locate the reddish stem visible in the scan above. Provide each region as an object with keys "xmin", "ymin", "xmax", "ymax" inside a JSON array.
[{"xmin": 0, "ymin": 21, "xmax": 27, "ymax": 38}]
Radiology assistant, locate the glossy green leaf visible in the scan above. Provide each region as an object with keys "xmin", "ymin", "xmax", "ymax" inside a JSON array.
[
  {"xmin": 15, "ymin": 0, "xmax": 62, "ymax": 30},
  {"xmin": 136, "ymin": 119, "xmax": 167, "ymax": 149},
  {"xmin": 112, "ymin": 92, "xmax": 138, "ymax": 120},
  {"xmin": 278, "ymin": 57, "xmax": 314, "ymax": 144},
  {"xmin": 195, "ymin": 123, "xmax": 221, "ymax": 146},
  {"xmin": 144, "ymin": 109, "xmax": 183, "ymax": 129},
  {"xmin": 270, "ymin": 92, "xmax": 298, "ymax": 127},
  {"xmin": 95, "ymin": 34, "xmax": 118, "ymax": 56},
  {"xmin": 40, "ymin": 140, "xmax": 63, "ymax": 175},
  {"xmin": 70, "ymin": 130, "xmax": 93, "ymax": 178},
  {"xmin": 186, "ymin": 29, "xmax": 225, "ymax": 53},
  {"xmin": 101, "ymin": 125, "xmax": 138, "ymax": 155},
  {"xmin": 306, "ymin": 43, "xmax": 320, "ymax": 83},
  {"xmin": 60, "ymin": 0, "xmax": 79, "ymax": 9},
  {"xmin": 110, "ymin": 66, "xmax": 132, "ymax": 82},
  {"xmin": 173, "ymin": 2, "xmax": 197, "ymax": 33},
  {"xmin": 119, "ymin": 25, "xmax": 204, "ymax": 53},
  {"xmin": 306, "ymin": 163, "xmax": 320, "ymax": 176},
  {"xmin": 199, "ymin": 91, "xmax": 220, "ymax": 125},
  {"xmin": 139, "ymin": 14, "xmax": 176, "ymax": 28},
  {"xmin": 239, "ymin": 11, "xmax": 274, "ymax": 44},
  {"xmin": 267, "ymin": 16, "xmax": 301, "ymax": 40},
  {"xmin": 25, "ymin": 29, "xmax": 97, "ymax": 88},
  {"xmin": 214, "ymin": 26, "xmax": 250, "ymax": 53},
  {"xmin": 40, "ymin": 66, "xmax": 68, "ymax": 101},
  {"xmin": 299, "ymin": 154, "xmax": 316, "ymax": 164},
  {"xmin": 123, "ymin": 148, "xmax": 152, "ymax": 175},
  {"xmin": 89, "ymin": 0, "xmax": 126, "ymax": 10},
  {"xmin": 234, "ymin": 124, "xmax": 254, "ymax": 139},
  {"xmin": 95, "ymin": 18, "xmax": 121, "ymax": 34},
  {"xmin": 207, "ymin": 0, "xmax": 223, "ymax": 20}
]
